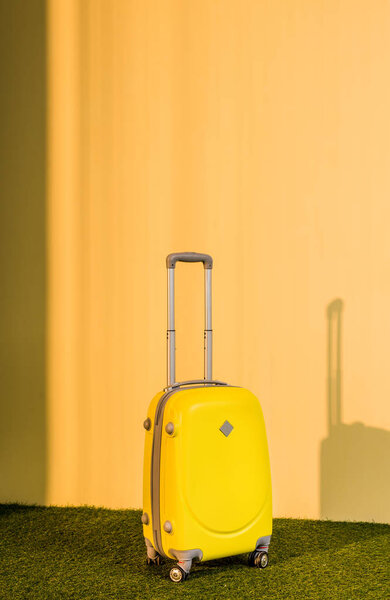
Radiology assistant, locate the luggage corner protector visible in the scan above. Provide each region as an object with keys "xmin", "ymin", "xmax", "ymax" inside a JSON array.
[
  {"xmin": 256, "ymin": 535, "xmax": 271, "ymax": 549},
  {"xmin": 168, "ymin": 548, "xmax": 203, "ymax": 562}
]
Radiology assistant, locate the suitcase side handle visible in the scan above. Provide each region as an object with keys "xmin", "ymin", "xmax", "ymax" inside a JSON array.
[
  {"xmin": 166, "ymin": 253, "xmax": 213, "ymax": 386},
  {"xmin": 166, "ymin": 252, "xmax": 213, "ymax": 269},
  {"xmin": 164, "ymin": 379, "xmax": 227, "ymax": 392}
]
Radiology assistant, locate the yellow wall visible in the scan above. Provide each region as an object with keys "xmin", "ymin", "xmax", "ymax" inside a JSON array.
[{"xmin": 46, "ymin": 0, "xmax": 390, "ymax": 520}]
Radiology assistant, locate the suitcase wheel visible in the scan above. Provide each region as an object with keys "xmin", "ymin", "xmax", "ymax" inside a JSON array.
[
  {"xmin": 146, "ymin": 554, "xmax": 163, "ymax": 566},
  {"xmin": 248, "ymin": 550, "xmax": 269, "ymax": 569},
  {"xmin": 169, "ymin": 565, "xmax": 189, "ymax": 582}
]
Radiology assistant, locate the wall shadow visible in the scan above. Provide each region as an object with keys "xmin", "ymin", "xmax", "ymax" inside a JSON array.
[
  {"xmin": 320, "ymin": 299, "xmax": 390, "ymax": 523},
  {"xmin": 0, "ymin": 0, "xmax": 46, "ymax": 503}
]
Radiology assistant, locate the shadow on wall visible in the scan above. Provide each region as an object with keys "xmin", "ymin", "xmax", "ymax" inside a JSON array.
[
  {"xmin": 0, "ymin": 1, "xmax": 46, "ymax": 503},
  {"xmin": 320, "ymin": 299, "xmax": 390, "ymax": 523}
]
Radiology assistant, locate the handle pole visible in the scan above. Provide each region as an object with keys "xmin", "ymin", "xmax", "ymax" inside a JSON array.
[
  {"xmin": 166, "ymin": 253, "xmax": 213, "ymax": 387},
  {"xmin": 167, "ymin": 268, "xmax": 176, "ymax": 386},
  {"xmin": 204, "ymin": 269, "xmax": 212, "ymax": 380}
]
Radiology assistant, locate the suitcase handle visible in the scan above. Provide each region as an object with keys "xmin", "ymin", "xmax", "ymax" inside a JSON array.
[
  {"xmin": 166, "ymin": 253, "xmax": 213, "ymax": 386},
  {"xmin": 164, "ymin": 379, "xmax": 227, "ymax": 392},
  {"xmin": 166, "ymin": 252, "xmax": 213, "ymax": 269}
]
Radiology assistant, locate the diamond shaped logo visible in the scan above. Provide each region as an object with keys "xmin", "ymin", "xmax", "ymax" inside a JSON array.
[{"xmin": 219, "ymin": 420, "xmax": 233, "ymax": 437}]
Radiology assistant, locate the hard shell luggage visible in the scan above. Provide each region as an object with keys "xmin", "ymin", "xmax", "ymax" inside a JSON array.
[{"xmin": 142, "ymin": 253, "xmax": 272, "ymax": 582}]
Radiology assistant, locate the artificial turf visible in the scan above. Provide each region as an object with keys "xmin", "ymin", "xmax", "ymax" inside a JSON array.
[{"xmin": 0, "ymin": 505, "xmax": 388, "ymax": 600}]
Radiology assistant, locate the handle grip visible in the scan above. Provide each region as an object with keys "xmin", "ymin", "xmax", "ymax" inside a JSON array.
[{"xmin": 166, "ymin": 252, "xmax": 213, "ymax": 269}]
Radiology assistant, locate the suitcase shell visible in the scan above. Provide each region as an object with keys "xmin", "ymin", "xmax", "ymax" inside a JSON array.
[
  {"xmin": 142, "ymin": 384, "xmax": 272, "ymax": 562},
  {"xmin": 141, "ymin": 252, "xmax": 272, "ymax": 575}
]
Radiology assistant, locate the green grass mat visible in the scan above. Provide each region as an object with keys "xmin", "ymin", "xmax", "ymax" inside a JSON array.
[{"xmin": 0, "ymin": 505, "xmax": 388, "ymax": 599}]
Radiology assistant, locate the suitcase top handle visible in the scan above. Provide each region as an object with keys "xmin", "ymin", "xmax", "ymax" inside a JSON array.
[
  {"xmin": 166, "ymin": 252, "xmax": 213, "ymax": 386},
  {"xmin": 166, "ymin": 252, "xmax": 213, "ymax": 269}
]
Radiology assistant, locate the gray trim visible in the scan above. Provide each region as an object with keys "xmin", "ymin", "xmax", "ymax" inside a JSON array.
[
  {"xmin": 144, "ymin": 537, "xmax": 158, "ymax": 559},
  {"xmin": 256, "ymin": 535, "xmax": 271, "ymax": 549},
  {"xmin": 169, "ymin": 548, "xmax": 203, "ymax": 561},
  {"xmin": 150, "ymin": 384, "xmax": 233, "ymax": 558},
  {"xmin": 169, "ymin": 548, "xmax": 203, "ymax": 572},
  {"xmin": 166, "ymin": 252, "xmax": 213, "ymax": 269},
  {"xmin": 164, "ymin": 379, "xmax": 227, "ymax": 392}
]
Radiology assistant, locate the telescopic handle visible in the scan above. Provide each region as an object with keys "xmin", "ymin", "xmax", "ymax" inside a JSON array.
[
  {"xmin": 166, "ymin": 252, "xmax": 213, "ymax": 386},
  {"xmin": 166, "ymin": 252, "xmax": 213, "ymax": 269}
]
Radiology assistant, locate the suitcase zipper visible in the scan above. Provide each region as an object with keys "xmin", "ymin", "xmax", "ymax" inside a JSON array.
[{"xmin": 150, "ymin": 388, "xmax": 176, "ymax": 556}]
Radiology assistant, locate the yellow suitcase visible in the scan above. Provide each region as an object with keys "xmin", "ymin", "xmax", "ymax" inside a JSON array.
[{"xmin": 142, "ymin": 253, "xmax": 272, "ymax": 582}]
